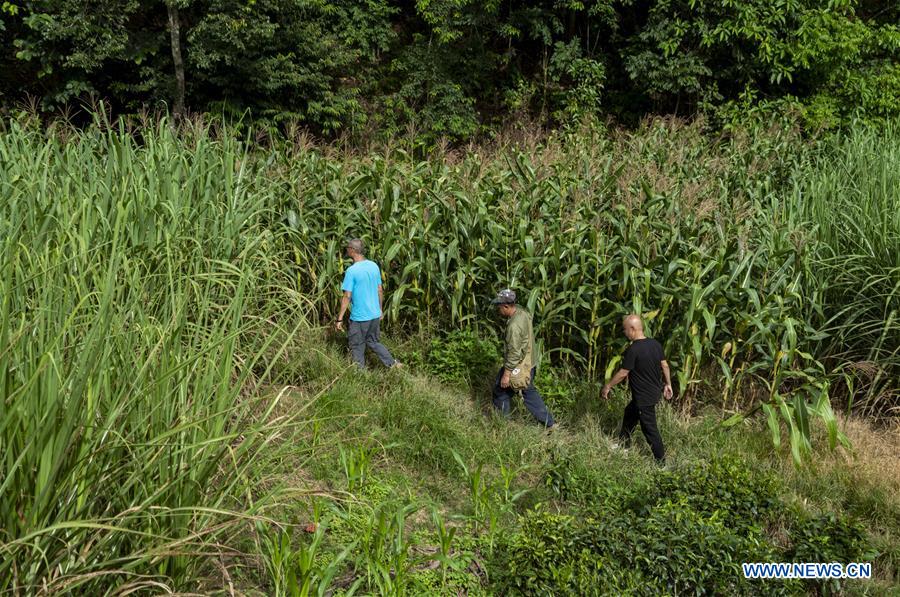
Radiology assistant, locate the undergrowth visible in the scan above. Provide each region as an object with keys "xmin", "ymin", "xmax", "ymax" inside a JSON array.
[{"xmin": 223, "ymin": 335, "xmax": 898, "ymax": 596}]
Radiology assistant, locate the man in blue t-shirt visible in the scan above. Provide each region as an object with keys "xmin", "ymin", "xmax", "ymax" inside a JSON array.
[{"xmin": 335, "ymin": 238, "xmax": 401, "ymax": 370}]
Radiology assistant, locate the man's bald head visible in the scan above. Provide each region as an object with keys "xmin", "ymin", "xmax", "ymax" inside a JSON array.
[{"xmin": 622, "ymin": 314, "xmax": 645, "ymax": 340}]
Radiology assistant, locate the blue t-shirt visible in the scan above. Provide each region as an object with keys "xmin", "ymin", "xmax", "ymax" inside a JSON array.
[{"xmin": 341, "ymin": 260, "xmax": 382, "ymax": 322}]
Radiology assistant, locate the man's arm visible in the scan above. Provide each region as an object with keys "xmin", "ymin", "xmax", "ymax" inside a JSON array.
[
  {"xmin": 378, "ymin": 284, "xmax": 384, "ymax": 319},
  {"xmin": 601, "ymin": 368, "xmax": 629, "ymax": 399},
  {"xmin": 504, "ymin": 322, "xmax": 527, "ymax": 370},
  {"xmin": 500, "ymin": 321, "xmax": 527, "ymax": 389},
  {"xmin": 335, "ymin": 291, "xmax": 351, "ymax": 331},
  {"xmin": 661, "ymin": 360, "xmax": 673, "ymax": 400}
]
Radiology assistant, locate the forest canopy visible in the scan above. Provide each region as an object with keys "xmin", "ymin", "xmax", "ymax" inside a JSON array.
[{"xmin": 2, "ymin": 0, "xmax": 899, "ymax": 140}]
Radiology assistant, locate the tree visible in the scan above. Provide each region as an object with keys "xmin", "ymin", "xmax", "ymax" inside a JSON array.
[
  {"xmin": 619, "ymin": 0, "xmax": 900, "ymax": 124},
  {"xmin": 1, "ymin": 0, "xmax": 897, "ymax": 135},
  {"xmin": 4, "ymin": 0, "xmax": 396, "ymax": 132},
  {"xmin": 167, "ymin": 0, "xmax": 186, "ymax": 117}
]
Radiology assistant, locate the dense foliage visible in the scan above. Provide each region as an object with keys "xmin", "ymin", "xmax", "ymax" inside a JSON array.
[
  {"xmin": 2, "ymin": 0, "xmax": 899, "ymax": 139},
  {"xmin": 0, "ymin": 116, "xmax": 310, "ymax": 593},
  {"xmin": 493, "ymin": 457, "xmax": 871, "ymax": 595}
]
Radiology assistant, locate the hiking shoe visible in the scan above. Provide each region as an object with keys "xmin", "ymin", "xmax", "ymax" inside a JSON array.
[{"xmin": 390, "ymin": 361, "xmax": 404, "ymax": 369}]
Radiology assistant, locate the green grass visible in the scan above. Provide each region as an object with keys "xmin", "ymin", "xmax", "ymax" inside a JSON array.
[
  {"xmin": 227, "ymin": 336, "xmax": 899, "ymax": 595},
  {"xmin": 789, "ymin": 122, "xmax": 900, "ymax": 418}
]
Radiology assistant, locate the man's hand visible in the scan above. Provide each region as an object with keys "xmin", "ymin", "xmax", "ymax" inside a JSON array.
[
  {"xmin": 500, "ymin": 370, "xmax": 511, "ymax": 389},
  {"xmin": 335, "ymin": 319, "xmax": 344, "ymax": 332},
  {"xmin": 660, "ymin": 360, "xmax": 673, "ymax": 400},
  {"xmin": 602, "ymin": 368, "xmax": 629, "ymax": 400}
]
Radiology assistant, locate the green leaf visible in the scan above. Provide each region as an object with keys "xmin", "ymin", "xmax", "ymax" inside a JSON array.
[
  {"xmin": 721, "ymin": 412, "xmax": 744, "ymax": 427},
  {"xmin": 762, "ymin": 403, "xmax": 781, "ymax": 450}
]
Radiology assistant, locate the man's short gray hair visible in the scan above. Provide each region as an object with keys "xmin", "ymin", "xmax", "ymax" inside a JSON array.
[{"xmin": 346, "ymin": 238, "xmax": 365, "ymax": 255}]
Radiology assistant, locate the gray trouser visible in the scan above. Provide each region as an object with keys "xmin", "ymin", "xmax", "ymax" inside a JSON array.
[{"xmin": 348, "ymin": 318, "xmax": 395, "ymax": 369}]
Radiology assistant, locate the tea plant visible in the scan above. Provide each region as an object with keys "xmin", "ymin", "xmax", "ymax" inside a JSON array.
[{"xmin": 424, "ymin": 329, "xmax": 501, "ymax": 387}]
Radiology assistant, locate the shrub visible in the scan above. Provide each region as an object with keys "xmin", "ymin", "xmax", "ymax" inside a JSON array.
[
  {"xmin": 543, "ymin": 452, "xmax": 650, "ymax": 505},
  {"xmin": 424, "ymin": 329, "xmax": 500, "ymax": 387},
  {"xmin": 789, "ymin": 511, "xmax": 870, "ymax": 562},
  {"xmin": 788, "ymin": 512, "xmax": 873, "ymax": 594},
  {"xmin": 492, "ymin": 502, "xmax": 795, "ymax": 596},
  {"xmin": 545, "ymin": 454, "xmax": 781, "ymax": 528},
  {"xmin": 534, "ymin": 365, "xmax": 581, "ymax": 416},
  {"xmin": 642, "ymin": 457, "xmax": 782, "ymax": 532},
  {"xmin": 515, "ymin": 457, "xmax": 818, "ymax": 595}
]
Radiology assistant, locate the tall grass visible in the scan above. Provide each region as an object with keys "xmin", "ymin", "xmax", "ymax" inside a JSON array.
[
  {"xmin": 0, "ymin": 116, "xmax": 312, "ymax": 593},
  {"xmin": 789, "ymin": 122, "xmax": 900, "ymax": 417}
]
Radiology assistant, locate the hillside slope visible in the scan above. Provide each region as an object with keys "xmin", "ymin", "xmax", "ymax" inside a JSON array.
[{"xmin": 221, "ymin": 335, "xmax": 900, "ymax": 595}]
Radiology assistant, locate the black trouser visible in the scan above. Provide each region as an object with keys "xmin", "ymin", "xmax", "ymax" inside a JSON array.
[
  {"xmin": 492, "ymin": 367, "xmax": 555, "ymax": 427},
  {"xmin": 619, "ymin": 399, "xmax": 665, "ymax": 462}
]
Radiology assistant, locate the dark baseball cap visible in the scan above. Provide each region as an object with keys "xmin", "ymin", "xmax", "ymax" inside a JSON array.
[{"xmin": 491, "ymin": 288, "xmax": 517, "ymax": 305}]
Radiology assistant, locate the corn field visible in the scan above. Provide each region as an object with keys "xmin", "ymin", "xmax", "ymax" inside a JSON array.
[
  {"xmin": 274, "ymin": 121, "xmax": 898, "ymax": 423},
  {"xmin": 0, "ymin": 113, "xmax": 897, "ymax": 592}
]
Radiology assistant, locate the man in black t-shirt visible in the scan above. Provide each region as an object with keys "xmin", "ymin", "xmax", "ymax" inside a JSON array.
[{"xmin": 601, "ymin": 314, "xmax": 673, "ymax": 463}]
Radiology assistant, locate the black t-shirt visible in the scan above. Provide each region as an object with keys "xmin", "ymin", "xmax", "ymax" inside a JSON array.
[{"xmin": 622, "ymin": 338, "xmax": 665, "ymax": 405}]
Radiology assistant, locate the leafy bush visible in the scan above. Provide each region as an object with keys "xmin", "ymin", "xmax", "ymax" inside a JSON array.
[
  {"xmin": 492, "ymin": 502, "xmax": 795, "ymax": 596},
  {"xmin": 787, "ymin": 512, "xmax": 873, "ymax": 594},
  {"xmin": 534, "ymin": 365, "xmax": 581, "ymax": 416},
  {"xmin": 543, "ymin": 453, "xmax": 648, "ymax": 504},
  {"xmin": 512, "ymin": 457, "xmax": 866, "ymax": 595},
  {"xmin": 643, "ymin": 457, "xmax": 782, "ymax": 532},
  {"xmin": 546, "ymin": 454, "xmax": 780, "ymax": 525},
  {"xmin": 789, "ymin": 512, "xmax": 870, "ymax": 562},
  {"xmin": 423, "ymin": 329, "xmax": 500, "ymax": 387}
]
